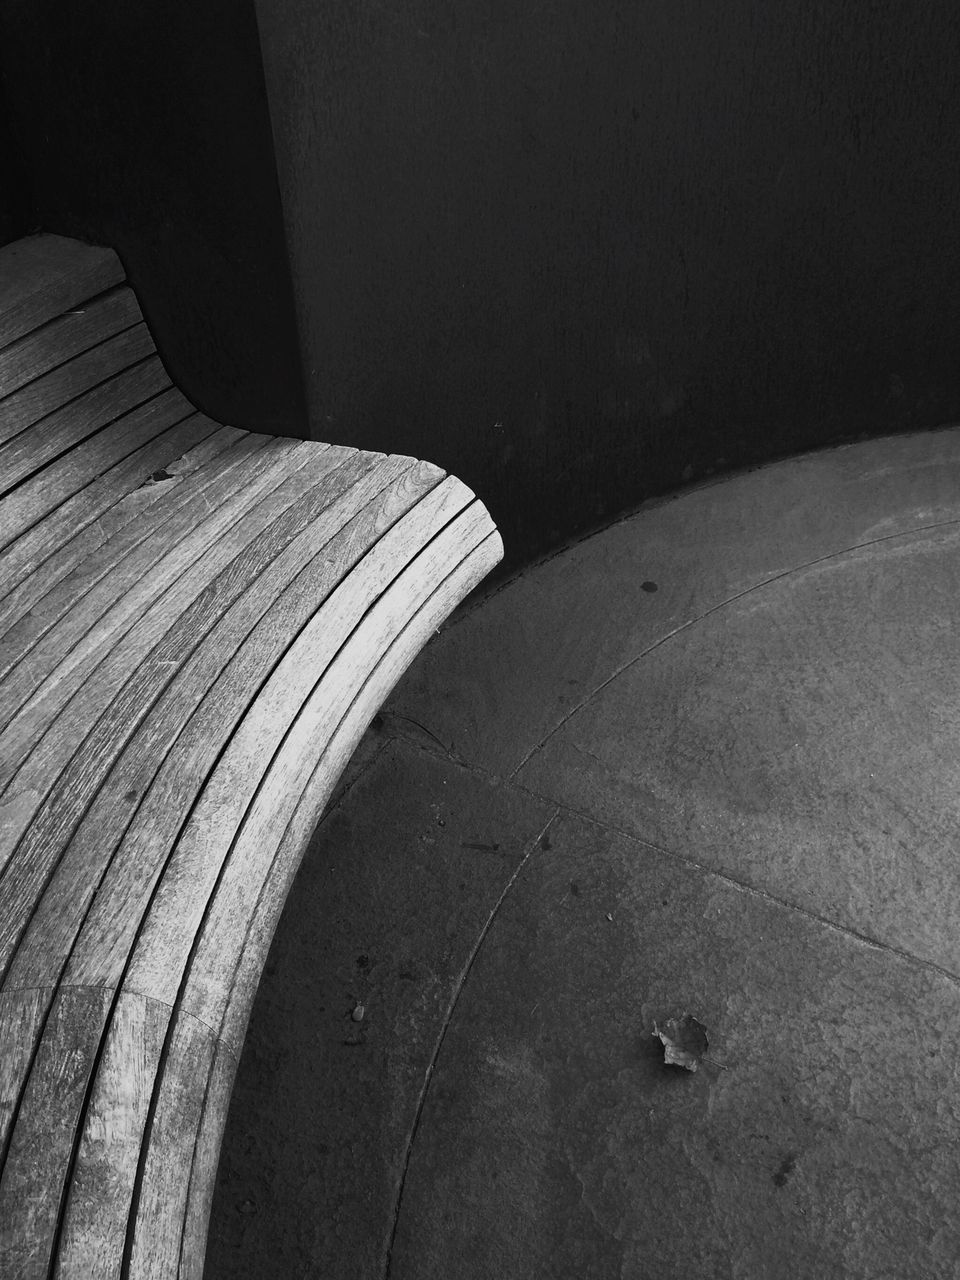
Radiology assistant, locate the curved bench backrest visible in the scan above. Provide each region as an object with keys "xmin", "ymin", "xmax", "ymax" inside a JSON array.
[{"xmin": 0, "ymin": 235, "xmax": 502, "ymax": 1277}]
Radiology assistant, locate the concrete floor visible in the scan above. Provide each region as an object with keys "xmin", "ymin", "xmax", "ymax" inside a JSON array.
[{"xmin": 206, "ymin": 428, "xmax": 960, "ymax": 1279}]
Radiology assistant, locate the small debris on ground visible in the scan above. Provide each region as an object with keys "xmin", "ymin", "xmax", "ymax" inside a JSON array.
[
  {"xmin": 351, "ymin": 1002, "xmax": 365, "ymax": 1023},
  {"xmin": 653, "ymin": 1013, "xmax": 709, "ymax": 1072}
]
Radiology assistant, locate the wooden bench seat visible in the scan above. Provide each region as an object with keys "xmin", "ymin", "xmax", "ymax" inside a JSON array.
[{"xmin": 0, "ymin": 234, "xmax": 502, "ymax": 1278}]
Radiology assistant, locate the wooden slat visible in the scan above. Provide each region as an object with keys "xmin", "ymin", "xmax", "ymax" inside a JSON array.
[
  {"xmin": 0, "ymin": 987, "xmax": 47, "ymax": 1158},
  {"xmin": 0, "ymin": 235, "xmax": 124, "ymax": 349},
  {"xmin": 0, "ymin": 426, "xmax": 259, "ymax": 687},
  {"xmin": 0, "ymin": 434, "xmax": 303, "ymax": 797},
  {"xmin": 11, "ymin": 454, "xmax": 426, "ymax": 993},
  {"xmin": 0, "ymin": 287, "xmax": 144, "ymax": 398},
  {"xmin": 0, "ymin": 438, "xmax": 308, "ymax": 893},
  {"xmin": 219, "ymin": 525, "xmax": 502, "ymax": 1056},
  {"xmin": 0, "ymin": 986, "xmax": 114, "ymax": 1278},
  {"xmin": 126, "ymin": 1011, "xmax": 221, "ymax": 1280},
  {"xmin": 121, "ymin": 479, "xmax": 484, "ymax": 1011},
  {"xmin": 0, "ymin": 431, "xmax": 282, "ymax": 712},
  {"xmin": 0, "ymin": 418, "xmax": 244, "ymax": 620},
  {"xmin": 0, "ymin": 385, "xmax": 196, "ymax": 552},
  {"xmin": 175, "ymin": 1038, "xmax": 239, "ymax": 1280},
  {"xmin": 53, "ymin": 992, "xmax": 170, "ymax": 1280},
  {"xmin": 0, "ymin": 323, "xmax": 159, "ymax": 447},
  {"xmin": 174, "ymin": 493, "xmax": 494, "ymax": 1033},
  {"xmin": 0, "ymin": 345, "xmax": 167, "ymax": 482}
]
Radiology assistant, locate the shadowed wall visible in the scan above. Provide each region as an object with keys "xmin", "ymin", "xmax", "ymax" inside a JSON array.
[
  {"xmin": 0, "ymin": 77, "xmax": 32, "ymax": 245},
  {"xmin": 254, "ymin": 0, "xmax": 960, "ymax": 569}
]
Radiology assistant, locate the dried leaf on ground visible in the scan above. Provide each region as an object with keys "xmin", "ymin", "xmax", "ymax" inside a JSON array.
[{"xmin": 653, "ymin": 1013, "xmax": 709, "ymax": 1072}]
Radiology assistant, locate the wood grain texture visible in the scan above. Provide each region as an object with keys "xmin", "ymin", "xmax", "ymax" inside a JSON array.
[
  {"xmin": 0, "ymin": 233, "xmax": 502, "ymax": 1280},
  {"xmin": 0, "ymin": 235, "xmax": 124, "ymax": 349},
  {"xmin": 0, "ymin": 287, "xmax": 143, "ymax": 399},
  {"xmin": 0, "ymin": 439, "xmax": 310, "ymax": 924},
  {"xmin": 214, "ymin": 521, "xmax": 503, "ymax": 1056},
  {"xmin": 0, "ymin": 985, "xmax": 113, "ymax": 1279},
  {"xmin": 126, "ymin": 1010, "xmax": 221, "ymax": 1280},
  {"xmin": 8, "ymin": 451, "xmax": 405, "ymax": 992},
  {"xmin": 0, "ymin": 417, "xmax": 239, "ymax": 627},
  {"xmin": 0, "ymin": 987, "xmax": 47, "ymax": 1159},
  {"xmin": 140, "ymin": 479, "xmax": 483, "ymax": 1012},
  {"xmin": 154, "ymin": 529, "xmax": 503, "ymax": 1277},
  {"xmin": 0, "ymin": 434, "xmax": 300, "ymax": 811},
  {"xmin": 54, "ymin": 993, "xmax": 170, "ymax": 1280},
  {"xmin": 0, "ymin": 324, "xmax": 160, "ymax": 447},
  {"xmin": 0, "ymin": 430, "xmax": 279, "ymax": 715},
  {"xmin": 175, "ymin": 1038, "xmax": 239, "ymax": 1280},
  {"xmin": 60, "ymin": 457, "xmax": 439, "ymax": 992},
  {"xmin": 23, "ymin": 459, "xmax": 412, "ymax": 986},
  {"xmin": 0, "ymin": 385, "xmax": 196, "ymax": 554}
]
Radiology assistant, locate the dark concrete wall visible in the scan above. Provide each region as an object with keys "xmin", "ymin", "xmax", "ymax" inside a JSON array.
[
  {"xmin": 0, "ymin": 76, "xmax": 33, "ymax": 245},
  {"xmin": 255, "ymin": 0, "xmax": 960, "ymax": 569},
  {"xmin": 0, "ymin": 0, "xmax": 307, "ymax": 436}
]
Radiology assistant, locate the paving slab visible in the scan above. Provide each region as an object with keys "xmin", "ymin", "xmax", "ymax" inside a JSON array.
[
  {"xmin": 387, "ymin": 428, "xmax": 960, "ymax": 777},
  {"xmin": 517, "ymin": 522, "xmax": 960, "ymax": 974},
  {"xmin": 390, "ymin": 809, "xmax": 960, "ymax": 1280},
  {"xmin": 205, "ymin": 739, "xmax": 555, "ymax": 1280}
]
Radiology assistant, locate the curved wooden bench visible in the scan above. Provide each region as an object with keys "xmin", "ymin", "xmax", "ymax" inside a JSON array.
[{"xmin": 0, "ymin": 234, "xmax": 502, "ymax": 1277}]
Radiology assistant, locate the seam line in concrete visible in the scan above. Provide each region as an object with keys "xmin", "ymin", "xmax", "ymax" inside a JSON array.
[
  {"xmin": 319, "ymin": 735, "xmax": 393, "ymax": 823},
  {"xmin": 376, "ymin": 733, "xmax": 960, "ymax": 990},
  {"xmin": 508, "ymin": 515, "xmax": 960, "ymax": 779},
  {"xmin": 381, "ymin": 803, "xmax": 561, "ymax": 1279},
  {"xmin": 509, "ymin": 777, "xmax": 960, "ymax": 989}
]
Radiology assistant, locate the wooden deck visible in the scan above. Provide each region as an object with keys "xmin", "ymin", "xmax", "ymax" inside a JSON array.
[{"xmin": 0, "ymin": 234, "xmax": 502, "ymax": 1277}]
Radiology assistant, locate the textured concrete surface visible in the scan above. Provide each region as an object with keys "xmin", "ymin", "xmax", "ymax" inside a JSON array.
[
  {"xmin": 391, "ymin": 811, "xmax": 960, "ymax": 1280},
  {"xmin": 207, "ymin": 428, "xmax": 960, "ymax": 1279},
  {"xmin": 207, "ymin": 741, "xmax": 555, "ymax": 1279},
  {"xmin": 518, "ymin": 523, "xmax": 960, "ymax": 973}
]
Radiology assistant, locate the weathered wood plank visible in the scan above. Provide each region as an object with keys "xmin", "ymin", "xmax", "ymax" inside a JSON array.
[
  {"xmin": 0, "ymin": 986, "xmax": 113, "ymax": 1279},
  {"xmin": 219, "ymin": 525, "xmax": 503, "ymax": 1057},
  {"xmin": 0, "ymin": 323, "xmax": 159, "ymax": 446},
  {"xmin": 0, "ymin": 426, "xmax": 256, "ymax": 686},
  {"xmin": 0, "ymin": 436, "xmax": 303, "ymax": 822},
  {"xmin": 0, "ymin": 287, "xmax": 143, "ymax": 399},
  {"xmin": 0, "ymin": 431, "xmax": 281, "ymax": 710},
  {"xmin": 0, "ymin": 440, "xmax": 311, "ymax": 908},
  {"xmin": 0, "ymin": 349, "xmax": 169, "ymax": 488},
  {"xmin": 14, "ymin": 453, "xmax": 422, "ymax": 992},
  {"xmin": 0, "ymin": 987, "xmax": 47, "ymax": 1159},
  {"xmin": 121, "ymin": 478, "xmax": 482, "ymax": 1010},
  {"xmin": 176, "ymin": 493, "xmax": 494, "ymax": 1032},
  {"xmin": 175, "ymin": 1037, "xmax": 239, "ymax": 1280},
  {"xmin": 0, "ymin": 385, "xmax": 196, "ymax": 553},
  {"xmin": 125, "ymin": 1009, "xmax": 221, "ymax": 1280},
  {"xmin": 0, "ymin": 419, "xmax": 246, "ymax": 622},
  {"xmin": 0, "ymin": 235, "xmax": 124, "ymax": 349},
  {"xmin": 0, "ymin": 440, "xmax": 346, "ymax": 925},
  {"xmin": 54, "ymin": 992, "xmax": 170, "ymax": 1280}
]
